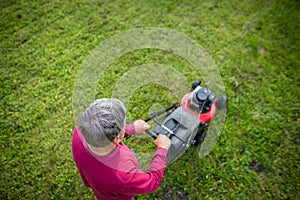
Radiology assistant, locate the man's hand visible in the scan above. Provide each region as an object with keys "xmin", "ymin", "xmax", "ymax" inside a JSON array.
[
  {"xmin": 133, "ymin": 120, "xmax": 150, "ymax": 134},
  {"xmin": 154, "ymin": 134, "xmax": 171, "ymax": 150}
]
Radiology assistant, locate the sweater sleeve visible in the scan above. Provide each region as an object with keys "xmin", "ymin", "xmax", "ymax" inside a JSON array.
[
  {"xmin": 124, "ymin": 123, "xmax": 135, "ymax": 137},
  {"xmin": 121, "ymin": 148, "xmax": 168, "ymax": 195}
]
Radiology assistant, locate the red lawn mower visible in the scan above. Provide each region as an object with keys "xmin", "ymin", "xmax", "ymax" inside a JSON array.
[{"xmin": 145, "ymin": 80, "xmax": 227, "ymax": 164}]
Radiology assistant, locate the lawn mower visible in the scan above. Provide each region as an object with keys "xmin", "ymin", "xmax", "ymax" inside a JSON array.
[{"xmin": 145, "ymin": 80, "xmax": 227, "ymax": 164}]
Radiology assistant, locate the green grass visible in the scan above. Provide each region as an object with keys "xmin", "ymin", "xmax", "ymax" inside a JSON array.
[{"xmin": 1, "ymin": 0, "xmax": 299, "ymax": 199}]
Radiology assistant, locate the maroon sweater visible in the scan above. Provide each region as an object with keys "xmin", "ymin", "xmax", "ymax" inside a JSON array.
[{"xmin": 72, "ymin": 124, "xmax": 168, "ymax": 200}]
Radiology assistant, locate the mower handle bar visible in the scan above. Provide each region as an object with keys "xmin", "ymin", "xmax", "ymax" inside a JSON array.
[{"xmin": 145, "ymin": 129, "xmax": 158, "ymax": 139}]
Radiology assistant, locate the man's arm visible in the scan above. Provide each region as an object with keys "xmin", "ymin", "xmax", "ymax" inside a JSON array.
[
  {"xmin": 120, "ymin": 134, "xmax": 171, "ymax": 195},
  {"xmin": 124, "ymin": 120, "xmax": 150, "ymax": 137},
  {"xmin": 124, "ymin": 123, "xmax": 135, "ymax": 137}
]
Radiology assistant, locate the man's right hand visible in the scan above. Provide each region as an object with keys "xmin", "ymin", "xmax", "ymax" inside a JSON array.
[{"xmin": 154, "ymin": 134, "xmax": 171, "ymax": 150}]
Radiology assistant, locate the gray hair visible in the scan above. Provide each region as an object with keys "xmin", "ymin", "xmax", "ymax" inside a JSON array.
[{"xmin": 78, "ymin": 98, "xmax": 126, "ymax": 148}]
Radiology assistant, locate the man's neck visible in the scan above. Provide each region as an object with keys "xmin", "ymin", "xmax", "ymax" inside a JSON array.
[{"xmin": 88, "ymin": 143, "xmax": 117, "ymax": 156}]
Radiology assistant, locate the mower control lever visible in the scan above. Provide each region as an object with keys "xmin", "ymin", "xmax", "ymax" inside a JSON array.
[
  {"xmin": 145, "ymin": 103, "xmax": 180, "ymax": 122},
  {"xmin": 146, "ymin": 129, "xmax": 158, "ymax": 139}
]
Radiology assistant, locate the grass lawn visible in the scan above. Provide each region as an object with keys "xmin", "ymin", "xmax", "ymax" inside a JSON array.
[{"xmin": 1, "ymin": 0, "xmax": 299, "ymax": 199}]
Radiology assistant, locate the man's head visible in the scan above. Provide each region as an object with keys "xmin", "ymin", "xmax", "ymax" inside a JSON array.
[{"xmin": 78, "ymin": 98, "xmax": 126, "ymax": 148}]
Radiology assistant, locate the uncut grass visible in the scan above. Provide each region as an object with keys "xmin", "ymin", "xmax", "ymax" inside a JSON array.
[{"xmin": 1, "ymin": 0, "xmax": 299, "ymax": 199}]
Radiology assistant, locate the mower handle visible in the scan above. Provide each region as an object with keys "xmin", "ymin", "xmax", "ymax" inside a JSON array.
[{"xmin": 145, "ymin": 129, "xmax": 158, "ymax": 139}]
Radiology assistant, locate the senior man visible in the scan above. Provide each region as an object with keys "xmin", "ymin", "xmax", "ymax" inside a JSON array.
[{"xmin": 72, "ymin": 98, "xmax": 171, "ymax": 200}]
